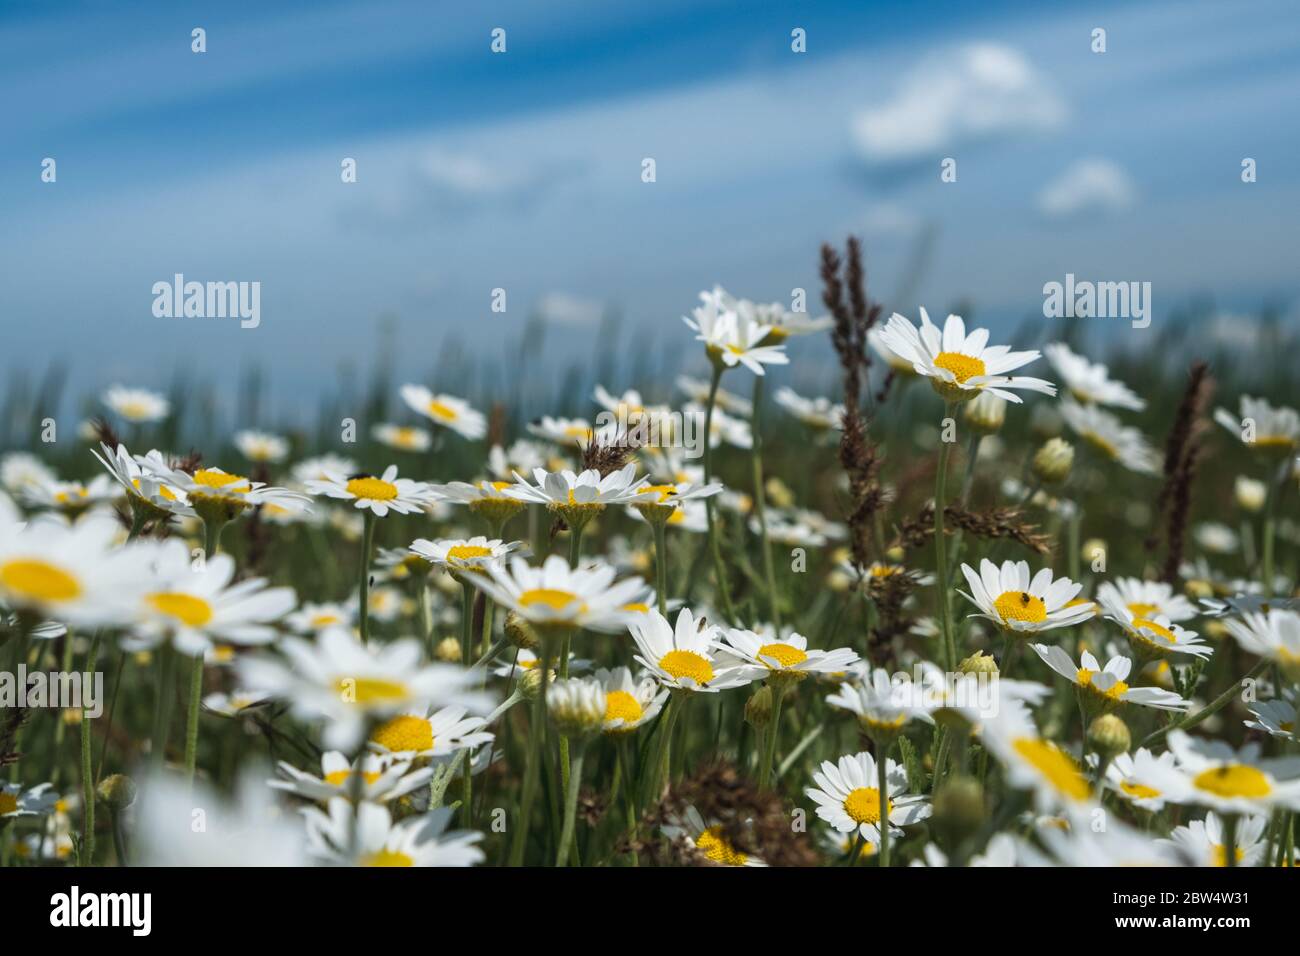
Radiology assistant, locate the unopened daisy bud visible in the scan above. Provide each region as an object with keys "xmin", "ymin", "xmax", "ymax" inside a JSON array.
[
  {"xmin": 547, "ymin": 677, "xmax": 606, "ymax": 737},
  {"xmin": 932, "ymin": 776, "xmax": 985, "ymax": 844},
  {"xmin": 518, "ymin": 666, "xmax": 548, "ymax": 700},
  {"xmin": 1087, "ymin": 714, "xmax": 1130, "ymax": 760},
  {"xmin": 885, "ymin": 545, "xmax": 905, "ymax": 564},
  {"xmin": 96, "ymin": 774, "xmax": 137, "ymax": 812},
  {"xmin": 1029, "ymin": 403, "xmax": 1063, "ymax": 440},
  {"xmin": 745, "ymin": 685, "xmax": 773, "ymax": 730},
  {"xmin": 504, "ymin": 611, "xmax": 539, "ymax": 651},
  {"xmin": 958, "ymin": 651, "xmax": 999, "ymax": 676},
  {"xmin": 1031, "ymin": 438, "xmax": 1074, "ymax": 485},
  {"xmin": 765, "ymin": 477, "xmax": 795, "ymax": 509},
  {"xmin": 1184, "ymin": 578, "xmax": 1214, "ymax": 600},
  {"xmin": 1081, "ymin": 538, "xmax": 1106, "ymax": 568},
  {"xmin": 433, "ymin": 636, "xmax": 461, "ymax": 663},
  {"xmin": 963, "ymin": 391, "xmax": 1006, "ymax": 435},
  {"xmin": 1234, "ymin": 476, "xmax": 1266, "ymax": 513}
]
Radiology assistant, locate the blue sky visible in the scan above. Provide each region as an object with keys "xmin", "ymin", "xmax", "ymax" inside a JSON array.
[{"xmin": 3, "ymin": 0, "xmax": 1298, "ymax": 416}]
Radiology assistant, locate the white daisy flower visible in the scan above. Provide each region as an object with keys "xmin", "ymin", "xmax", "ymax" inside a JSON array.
[
  {"xmin": 979, "ymin": 702, "xmax": 1095, "ymax": 811},
  {"xmin": 1043, "ymin": 342, "xmax": 1146, "ymax": 410},
  {"xmin": 409, "ymin": 536, "xmax": 523, "ymax": 575},
  {"xmin": 505, "ymin": 463, "xmax": 654, "ymax": 507},
  {"xmin": 684, "ymin": 401, "xmax": 753, "ymax": 449},
  {"xmin": 1245, "ymin": 696, "xmax": 1298, "ymax": 741},
  {"xmin": 1098, "ymin": 748, "xmax": 1175, "ymax": 812},
  {"xmin": 773, "ymin": 387, "xmax": 846, "ymax": 431},
  {"xmin": 270, "ymin": 751, "xmax": 433, "ymax": 805},
  {"xmin": 1030, "ymin": 644, "xmax": 1191, "ymax": 713},
  {"xmin": 1059, "ymin": 399, "xmax": 1160, "ymax": 474},
  {"xmin": 722, "ymin": 628, "xmax": 859, "ymax": 681},
  {"xmin": 286, "ymin": 601, "xmax": 355, "ymax": 635},
  {"xmin": 1194, "ymin": 522, "xmax": 1238, "ymax": 555},
  {"xmin": 1165, "ymin": 812, "xmax": 1268, "ymax": 867},
  {"xmin": 826, "ymin": 667, "xmax": 934, "ymax": 736},
  {"xmin": 233, "ymin": 430, "xmax": 290, "ymax": 464},
  {"xmin": 372, "ymin": 423, "xmax": 432, "ymax": 453},
  {"xmin": 806, "ymin": 750, "xmax": 931, "ymax": 839},
  {"xmin": 0, "ymin": 781, "xmax": 58, "ymax": 818},
  {"xmin": 303, "ymin": 800, "xmax": 483, "ymax": 867},
  {"xmin": 958, "ymin": 559, "xmax": 1094, "ymax": 635},
  {"xmin": 1214, "ymin": 394, "xmax": 1300, "ymax": 453},
  {"xmin": 490, "ymin": 647, "xmax": 591, "ymax": 681},
  {"xmin": 682, "ymin": 289, "xmax": 789, "ymax": 376},
  {"xmin": 867, "ymin": 328, "xmax": 918, "ymax": 377},
  {"xmin": 399, "ymin": 385, "xmax": 486, "ymax": 440},
  {"xmin": 903, "ymin": 662, "xmax": 1050, "ymax": 731},
  {"xmin": 487, "ymin": 440, "xmax": 546, "ymax": 479},
  {"xmin": 875, "ymin": 308, "xmax": 1056, "ymax": 403},
  {"xmin": 675, "ymin": 374, "xmax": 752, "ymax": 416},
  {"xmin": 142, "ymin": 460, "xmax": 310, "ymax": 517},
  {"xmin": 1142, "ymin": 730, "xmax": 1300, "ymax": 815},
  {"xmin": 1222, "ymin": 609, "xmax": 1300, "ymax": 675},
  {"xmin": 1025, "ymin": 819, "xmax": 1182, "ymax": 867},
  {"xmin": 124, "ymin": 539, "xmax": 295, "ymax": 657},
  {"xmin": 103, "ymin": 385, "xmax": 170, "ymax": 423},
  {"xmin": 628, "ymin": 607, "xmax": 753, "ymax": 693},
  {"xmin": 1096, "ymin": 577, "xmax": 1198, "ymax": 624},
  {"xmin": 1099, "ymin": 592, "xmax": 1212, "ymax": 660},
  {"xmin": 914, "ymin": 833, "xmax": 1018, "ymax": 868},
  {"xmin": 661, "ymin": 805, "xmax": 767, "ymax": 867},
  {"xmin": 237, "ymin": 627, "xmax": 491, "ymax": 750},
  {"xmin": 470, "ymin": 554, "xmax": 645, "ymax": 634},
  {"xmin": 291, "ymin": 454, "xmax": 359, "ymax": 484},
  {"xmin": 0, "ymin": 515, "xmax": 145, "ymax": 627},
  {"xmin": 93, "ymin": 443, "xmax": 193, "ymax": 517},
  {"xmin": 1, "ymin": 452, "xmax": 55, "ymax": 494},
  {"xmin": 19, "ymin": 474, "xmax": 118, "ymax": 516},
  {"xmin": 368, "ymin": 704, "xmax": 494, "ymax": 759},
  {"xmin": 527, "ymin": 415, "xmax": 597, "ymax": 447},
  {"xmin": 202, "ymin": 688, "xmax": 270, "ymax": 717},
  {"xmin": 593, "ymin": 667, "xmax": 667, "ymax": 734},
  {"xmin": 305, "ymin": 465, "xmax": 434, "ymax": 518}
]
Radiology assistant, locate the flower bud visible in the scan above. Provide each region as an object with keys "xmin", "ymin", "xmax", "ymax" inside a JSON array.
[
  {"xmin": 745, "ymin": 685, "xmax": 773, "ymax": 730},
  {"xmin": 1234, "ymin": 476, "xmax": 1266, "ymax": 513},
  {"xmin": 1029, "ymin": 403, "xmax": 1063, "ymax": 440},
  {"xmin": 504, "ymin": 611, "xmax": 539, "ymax": 651},
  {"xmin": 1087, "ymin": 714, "xmax": 1131, "ymax": 759},
  {"xmin": 957, "ymin": 651, "xmax": 999, "ymax": 676},
  {"xmin": 932, "ymin": 776, "xmax": 985, "ymax": 844},
  {"xmin": 96, "ymin": 774, "xmax": 137, "ymax": 812},
  {"xmin": 1031, "ymin": 438, "xmax": 1074, "ymax": 485},
  {"xmin": 963, "ymin": 391, "xmax": 1006, "ymax": 435},
  {"xmin": 433, "ymin": 637, "xmax": 461, "ymax": 663},
  {"xmin": 547, "ymin": 677, "xmax": 606, "ymax": 737}
]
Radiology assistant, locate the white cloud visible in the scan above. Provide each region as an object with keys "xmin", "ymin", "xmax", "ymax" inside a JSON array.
[
  {"xmin": 851, "ymin": 43, "xmax": 1065, "ymax": 162},
  {"xmin": 1037, "ymin": 158, "xmax": 1136, "ymax": 217},
  {"xmin": 536, "ymin": 291, "xmax": 606, "ymax": 326}
]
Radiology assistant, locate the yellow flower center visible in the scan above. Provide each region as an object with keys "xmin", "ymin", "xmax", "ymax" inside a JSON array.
[
  {"xmin": 843, "ymin": 786, "xmax": 890, "ymax": 825},
  {"xmin": 994, "ymin": 590, "xmax": 1047, "ymax": 624},
  {"xmin": 392, "ymin": 428, "xmax": 424, "ymax": 448},
  {"xmin": 372, "ymin": 715, "xmax": 435, "ymax": 752},
  {"xmin": 756, "ymin": 642, "xmax": 808, "ymax": 669},
  {"xmin": 643, "ymin": 484, "xmax": 677, "ymax": 502},
  {"xmin": 146, "ymin": 592, "xmax": 214, "ymax": 627},
  {"xmin": 447, "ymin": 544, "xmax": 494, "ymax": 562},
  {"xmin": 870, "ymin": 565, "xmax": 899, "ymax": 578},
  {"xmin": 119, "ymin": 400, "xmax": 151, "ymax": 419},
  {"xmin": 345, "ymin": 477, "xmax": 399, "ymax": 501},
  {"xmin": 1083, "ymin": 431, "xmax": 1119, "ymax": 459},
  {"xmin": 1193, "ymin": 765, "xmax": 1271, "ymax": 799},
  {"xmin": 1126, "ymin": 601, "xmax": 1159, "ymax": 618},
  {"xmin": 1120, "ymin": 781, "xmax": 1161, "ymax": 800},
  {"xmin": 131, "ymin": 478, "xmax": 178, "ymax": 501},
  {"xmin": 518, "ymin": 588, "xmax": 585, "ymax": 614},
  {"xmin": 310, "ymin": 613, "xmax": 341, "ymax": 628},
  {"xmin": 622, "ymin": 602, "xmax": 650, "ymax": 613},
  {"xmin": 361, "ymin": 848, "xmax": 414, "ymax": 867},
  {"xmin": 659, "ymin": 649, "xmax": 714, "ymax": 686},
  {"xmin": 933, "ymin": 352, "xmax": 986, "ymax": 383},
  {"xmin": 604, "ymin": 690, "xmax": 643, "ymax": 726},
  {"xmin": 335, "ymin": 677, "xmax": 409, "ymax": 705},
  {"xmin": 1131, "ymin": 618, "xmax": 1177, "ymax": 644},
  {"xmin": 192, "ymin": 469, "xmax": 250, "ymax": 493},
  {"xmin": 695, "ymin": 825, "xmax": 747, "ymax": 866},
  {"xmin": 0, "ymin": 793, "xmax": 18, "ymax": 815},
  {"xmin": 427, "ymin": 400, "xmax": 458, "ymax": 421},
  {"xmin": 1211, "ymin": 844, "xmax": 1245, "ymax": 867},
  {"xmin": 1012, "ymin": 738, "xmax": 1091, "ymax": 801},
  {"xmin": 1077, "ymin": 668, "xmax": 1128, "ymax": 700},
  {"xmin": 0, "ymin": 559, "xmax": 82, "ymax": 602},
  {"xmin": 322, "ymin": 769, "xmax": 383, "ymax": 788}
]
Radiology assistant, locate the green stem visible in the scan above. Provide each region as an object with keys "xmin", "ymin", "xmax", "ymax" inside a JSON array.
[
  {"xmin": 357, "ymin": 510, "xmax": 377, "ymax": 642},
  {"xmin": 80, "ymin": 633, "xmax": 102, "ymax": 864},
  {"xmin": 934, "ymin": 403, "xmax": 957, "ymax": 671},
  {"xmin": 1138, "ymin": 659, "xmax": 1270, "ymax": 749},
  {"xmin": 701, "ymin": 365, "xmax": 737, "ymax": 623},
  {"xmin": 757, "ymin": 684, "xmax": 785, "ymax": 790},
  {"xmin": 750, "ymin": 374, "xmax": 781, "ymax": 632},
  {"xmin": 555, "ymin": 740, "xmax": 586, "ymax": 867},
  {"xmin": 460, "ymin": 582, "xmax": 474, "ymax": 826},
  {"xmin": 652, "ymin": 519, "xmax": 669, "ymax": 617},
  {"xmin": 877, "ymin": 742, "xmax": 892, "ymax": 867},
  {"xmin": 182, "ymin": 654, "xmax": 203, "ymax": 785},
  {"xmin": 643, "ymin": 692, "xmax": 681, "ymax": 805},
  {"xmin": 1224, "ymin": 813, "xmax": 1239, "ymax": 868},
  {"xmin": 508, "ymin": 637, "xmax": 553, "ymax": 866}
]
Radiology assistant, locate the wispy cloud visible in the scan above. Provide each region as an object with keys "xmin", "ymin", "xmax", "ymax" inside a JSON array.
[{"xmin": 1037, "ymin": 158, "xmax": 1136, "ymax": 218}]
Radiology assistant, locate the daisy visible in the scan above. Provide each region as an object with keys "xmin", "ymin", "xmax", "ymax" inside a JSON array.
[
  {"xmin": 372, "ymin": 423, "xmax": 431, "ymax": 453},
  {"xmin": 505, "ymin": 463, "xmax": 654, "ymax": 508},
  {"xmin": 270, "ymin": 751, "xmax": 433, "ymax": 805},
  {"xmin": 126, "ymin": 539, "xmax": 296, "ymax": 657},
  {"xmin": 684, "ymin": 401, "xmax": 753, "ymax": 449},
  {"xmin": 1096, "ymin": 577, "xmax": 1198, "ymax": 624},
  {"xmin": 1214, "ymin": 394, "xmax": 1300, "ymax": 454},
  {"xmin": 676, "ymin": 374, "xmax": 752, "ymax": 416},
  {"xmin": 875, "ymin": 308, "xmax": 1055, "ymax": 403},
  {"xmin": 1030, "ymin": 644, "xmax": 1191, "ymax": 713},
  {"xmin": 471, "ymin": 554, "xmax": 646, "ymax": 634},
  {"xmin": 867, "ymin": 329, "xmax": 918, "ymax": 377},
  {"xmin": 399, "ymin": 385, "xmax": 486, "ymax": 440},
  {"xmin": 368, "ymin": 704, "xmax": 494, "ymax": 759},
  {"xmin": 1222, "ymin": 609, "xmax": 1300, "ymax": 677},
  {"xmin": 1166, "ymin": 813, "xmax": 1268, "ymax": 867},
  {"xmin": 1143, "ymin": 730, "xmax": 1300, "ymax": 815},
  {"xmin": 1245, "ymin": 697, "xmax": 1298, "ymax": 741},
  {"xmin": 303, "ymin": 800, "xmax": 483, "ymax": 867},
  {"xmin": 286, "ymin": 601, "xmax": 355, "ymax": 635},
  {"xmin": 979, "ymin": 702, "xmax": 1095, "ymax": 811},
  {"xmin": 202, "ymin": 688, "xmax": 270, "ymax": 717},
  {"xmin": 914, "ymin": 833, "xmax": 1018, "ymax": 868},
  {"xmin": 233, "ymin": 430, "xmax": 290, "ymax": 464},
  {"xmin": 773, "ymin": 387, "xmax": 845, "ymax": 431},
  {"xmin": 1025, "ymin": 820, "xmax": 1181, "ymax": 867},
  {"xmin": 20, "ymin": 474, "xmax": 118, "ymax": 516},
  {"xmin": 103, "ymin": 384, "xmax": 169, "ymax": 423},
  {"xmin": 806, "ymin": 750, "xmax": 931, "ymax": 839},
  {"xmin": 905, "ymin": 663, "xmax": 1050, "ymax": 731},
  {"xmin": 487, "ymin": 440, "xmax": 546, "ymax": 478},
  {"xmin": 94, "ymin": 443, "xmax": 195, "ymax": 520},
  {"xmin": 0, "ymin": 452, "xmax": 55, "ymax": 494},
  {"xmin": 291, "ymin": 454, "xmax": 358, "ymax": 484},
  {"xmin": 141, "ymin": 460, "xmax": 310, "ymax": 521},
  {"xmin": 1101, "ymin": 748, "xmax": 1176, "ymax": 812},
  {"xmin": 409, "ymin": 536, "xmax": 523, "ymax": 575},
  {"xmin": 662, "ymin": 806, "xmax": 767, "ymax": 867},
  {"xmin": 527, "ymin": 415, "xmax": 597, "ymax": 447},
  {"xmin": 1059, "ymin": 399, "xmax": 1160, "ymax": 474},
  {"xmin": 628, "ymin": 607, "xmax": 753, "ymax": 693},
  {"xmin": 958, "ymin": 559, "xmax": 1094, "ymax": 635},
  {"xmin": 1042, "ymin": 342, "xmax": 1146, "ymax": 410},
  {"xmin": 490, "ymin": 648, "xmax": 591, "ymax": 681},
  {"xmin": 722, "ymin": 628, "xmax": 859, "ymax": 683},
  {"xmin": 822, "ymin": 825, "xmax": 882, "ymax": 863},
  {"xmin": 594, "ymin": 667, "xmax": 667, "ymax": 734},
  {"xmin": 237, "ymin": 627, "xmax": 491, "ymax": 750},
  {"xmin": 305, "ymin": 464, "xmax": 433, "ymax": 518},
  {"xmin": 0, "ymin": 515, "xmax": 145, "ymax": 627},
  {"xmin": 826, "ymin": 667, "xmax": 933, "ymax": 736},
  {"xmin": 0, "ymin": 781, "xmax": 58, "ymax": 818},
  {"xmin": 1099, "ymin": 593, "xmax": 1213, "ymax": 660},
  {"xmin": 682, "ymin": 290, "xmax": 789, "ymax": 376}
]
